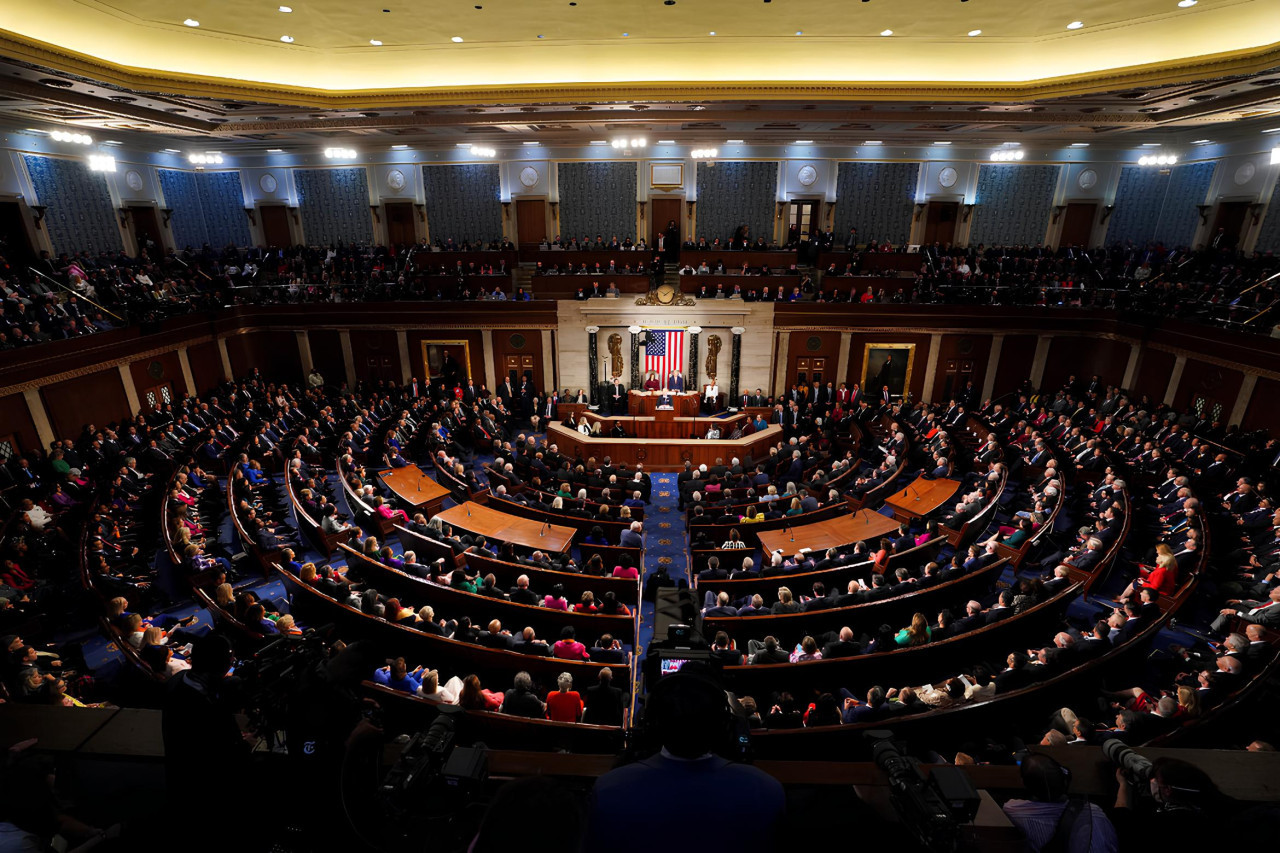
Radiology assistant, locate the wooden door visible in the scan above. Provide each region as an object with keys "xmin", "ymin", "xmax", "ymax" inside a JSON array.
[
  {"xmin": 140, "ymin": 382, "xmax": 173, "ymax": 412},
  {"xmin": 1210, "ymin": 202, "xmax": 1251, "ymax": 249},
  {"xmin": 503, "ymin": 354, "xmax": 537, "ymax": 385},
  {"xmin": 938, "ymin": 357, "xmax": 975, "ymax": 401},
  {"xmin": 651, "ymin": 198, "xmax": 682, "ymax": 247},
  {"xmin": 384, "ymin": 201, "xmax": 417, "ymax": 249},
  {"xmin": 516, "ymin": 199, "xmax": 547, "ymax": 246},
  {"xmin": 128, "ymin": 207, "xmax": 164, "ymax": 258},
  {"xmin": 923, "ymin": 202, "xmax": 959, "ymax": 245},
  {"xmin": 0, "ymin": 202, "xmax": 36, "ymax": 266},
  {"xmin": 788, "ymin": 200, "xmax": 820, "ymax": 242},
  {"xmin": 1059, "ymin": 203, "xmax": 1097, "ymax": 248},
  {"xmin": 260, "ymin": 206, "xmax": 292, "ymax": 249},
  {"xmin": 791, "ymin": 356, "xmax": 826, "ymax": 389}
]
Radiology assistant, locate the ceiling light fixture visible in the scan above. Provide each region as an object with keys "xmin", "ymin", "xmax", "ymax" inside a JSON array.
[
  {"xmin": 657, "ymin": 139, "xmax": 676, "ymax": 144},
  {"xmin": 451, "ymin": 35, "xmax": 464, "ymax": 42},
  {"xmin": 1066, "ymin": 21, "xmax": 1083, "ymax": 29},
  {"xmin": 183, "ymin": 18, "xmax": 200, "ymax": 26},
  {"xmin": 610, "ymin": 137, "xmax": 647, "ymax": 148},
  {"xmin": 880, "ymin": 29, "xmax": 893, "ymax": 36},
  {"xmin": 162, "ymin": 148, "xmax": 181, "ymax": 153},
  {"xmin": 1069, "ymin": 143, "xmax": 1089, "ymax": 148},
  {"xmin": 795, "ymin": 140, "xmax": 814, "ymax": 144},
  {"xmin": 1140, "ymin": 142, "xmax": 1162, "ymax": 147},
  {"xmin": 709, "ymin": 31, "xmax": 716, "ymax": 35},
  {"xmin": 726, "ymin": 138, "xmax": 744, "ymax": 144},
  {"xmin": 621, "ymin": 32, "xmax": 630, "ymax": 36},
  {"xmin": 280, "ymin": 34, "xmax": 294, "ymax": 42},
  {"xmin": 691, "ymin": 148, "xmax": 718, "ymax": 159},
  {"xmin": 188, "ymin": 153, "xmax": 225, "ymax": 165},
  {"xmin": 1137, "ymin": 154, "xmax": 1177, "ymax": 166},
  {"xmin": 369, "ymin": 39, "xmax": 383, "ymax": 45},
  {"xmin": 323, "ymin": 147, "xmax": 357, "ymax": 159},
  {"xmin": 278, "ymin": 5, "xmax": 292, "ymax": 11},
  {"xmin": 102, "ymin": 140, "xmax": 123, "ymax": 146},
  {"xmin": 795, "ymin": 30, "xmax": 803, "ymax": 35},
  {"xmin": 934, "ymin": 141, "xmax": 952, "ymax": 145},
  {"xmin": 1261, "ymin": 127, "xmax": 1280, "ymax": 134},
  {"xmin": 523, "ymin": 141, "xmax": 541, "ymax": 146},
  {"xmin": 51, "ymin": 130, "xmax": 93, "ymax": 145},
  {"xmin": 967, "ymin": 29, "xmax": 982, "ymax": 36},
  {"xmin": 590, "ymin": 140, "xmax": 607, "ymax": 145},
  {"xmin": 1177, "ymin": 0, "xmax": 1197, "ymax": 7},
  {"xmin": 864, "ymin": 140, "xmax": 882, "ymax": 145},
  {"xmin": 1271, "ymin": 147, "xmax": 1280, "ymax": 165},
  {"xmin": 88, "ymin": 154, "xmax": 116, "ymax": 172},
  {"xmin": 267, "ymin": 148, "xmax": 284, "ymax": 153},
  {"xmin": 390, "ymin": 144, "xmax": 410, "ymax": 149},
  {"xmin": 1190, "ymin": 139, "xmax": 1211, "ymax": 144},
  {"xmin": 990, "ymin": 149, "xmax": 1025, "ymax": 161},
  {"xmin": 469, "ymin": 145, "xmax": 496, "ymax": 157}
]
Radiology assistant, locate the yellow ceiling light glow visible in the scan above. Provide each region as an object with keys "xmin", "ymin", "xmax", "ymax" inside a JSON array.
[{"xmin": 1, "ymin": 0, "xmax": 1278, "ymax": 103}]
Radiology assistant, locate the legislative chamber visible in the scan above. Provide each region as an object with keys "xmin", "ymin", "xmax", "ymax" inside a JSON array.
[{"xmin": 1, "ymin": 2, "xmax": 1279, "ymax": 850}]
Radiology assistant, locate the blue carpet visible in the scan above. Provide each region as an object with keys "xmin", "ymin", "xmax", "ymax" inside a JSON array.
[{"xmin": 637, "ymin": 473, "xmax": 687, "ymax": 660}]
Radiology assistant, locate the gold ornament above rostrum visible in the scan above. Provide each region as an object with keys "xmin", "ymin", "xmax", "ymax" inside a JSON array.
[{"xmin": 635, "ymin": 284, "xmax": 695, "ymax": 307}]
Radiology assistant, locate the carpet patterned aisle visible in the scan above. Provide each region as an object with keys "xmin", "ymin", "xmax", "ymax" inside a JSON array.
[{"xmin": 636, "ymin": 472, "xmax": 688, "ymax": 660}]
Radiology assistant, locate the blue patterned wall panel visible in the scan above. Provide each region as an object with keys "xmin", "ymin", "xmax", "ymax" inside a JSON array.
[
  {"xmin": 157, "ymin": 168, "xmax": 207, "ymax": 250},
  {"xmin": 294, "ymin": 167, "xmax": 374, "ymax": 246},
  {"xmin": 421, "ymin": 164, "xmax": 502, "ymax": 244},
  {"xmin": 1256, "ymin": 200, "xmax": 1280, "ymax": 255},
  {"xmin": 969, "ymin": 164, "xmax": 1060, "ymax": 247},
  {"xmin": 23, "ymin": 154, "xmax": 122, "ymax": 256},
  {"xmin": 1154, "ymin": 162, "xmax": 1215, "ymax": 248},
  {"xmin": 834, "ymin": 162, "xmax": 918, "ymax": 245},
  {"xmin": 197, "ymin": 171, "xmax": 252, "ymax": 248},
  {"xmin": 1105, "ymin": 166, "xmax": 1170, "ymax": 247},
  {"xmin": 695, "ymin": 161, "xmax": 778, "ymax": 245},
  {"xmin": 557, "ymin": 162, "xmax": 637, "ymax": 242}
]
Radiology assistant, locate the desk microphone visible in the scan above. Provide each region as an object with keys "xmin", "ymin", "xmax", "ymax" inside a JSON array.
[
  {"xmin": 467, "ymin": 503, "xmax": 472, "ymax": 518},
  {"xmin": 540, "ymin": 519, "xmax": 549, "ymax": 537}
]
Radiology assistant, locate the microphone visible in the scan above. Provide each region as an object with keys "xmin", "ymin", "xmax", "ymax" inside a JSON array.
[
  {"xmin": 467, "ymin": 504, "xmax": 472, "ymax": 518},
  {"xmin": 540, "ymin": 519, "xmax": 549, "ymax": 537}
]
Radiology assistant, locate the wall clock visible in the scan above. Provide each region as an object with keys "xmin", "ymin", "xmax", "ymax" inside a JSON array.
[
  {"xmin": 938, "ymin": 167, "xmax": 958, "ymax": 188},
  {"xmin": 519, "ymin": 166, "xmax": 539, "ymax": 188}
]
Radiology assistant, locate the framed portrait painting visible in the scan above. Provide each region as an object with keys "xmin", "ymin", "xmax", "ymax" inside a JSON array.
[
  {"xmin": 422, "ymin": 340, "xmax": 473, "ymax": 389},
  {"xmin": 861, "ymin": 343, "xmax": 916, "ymax": 402}
]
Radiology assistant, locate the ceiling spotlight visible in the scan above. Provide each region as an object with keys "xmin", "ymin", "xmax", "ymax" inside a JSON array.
[
  {"xmin": 1191, "ymin": 139, "xmax": 1211, "ymax": 144},
  {"xmin": 183, "ymin": 18, "xmax": 200, "ymax": 26},
  {"xmin": 880, "ymin": 29, "xmax": 893, "ymax": 36},
  {"xmin": 795, "ymin": 30, "xmax": 803, "ymax": 35},
  {"xmin": 1177, "ymin": 0, "xmax": 1197, "ymax": 6},
  {"xmin": 188, "ymin": 153, "xmax": 225, "ymax": 165},
  {"xmin": 709, "ymin": 31, "xmax": 716, "ymax": 35},
  {"xmin": 691, "ymin": 148, "xmax": 718, "ymax": 159},
  {"xmin": 369, "ymin": 39, "xmax": 383, "ymax": 45},
  {"xmin": 390, "ymin": 144, "xmax": 410, "ymax": 149},
  {"xmin": 657, "ymin": 139, "xmax": 676, "ymax": 144},
  {"xmin": 323, "ymin": 147, "xmax": 357, "ymax": 159},
  {"xmin": 280, "ymin": 34, "xmax": 295, "ymax": 42},
  {"xmin": 451, "ymin": 35, "xmax": 464, "ymax": 42},
  {"xmin": 51, "ymin": 130, "xmax": 94, "ymax": 145},
  {"xmin": 278, "ymin": 5, "xmax": 292, "ymax": 11},
  {"xmin": 864, "ymin": 140, "xmax": 882, "ymax": 145},
  {"xmin": 469, "ymin": 145, "xmax": 496, "ymax": 157},
  {"xmin": 1069, "ymin": 142, "xmax": 1089, "ymax": 148},
  {"xmin": 726, "ymin": 138, "xmax": 744, "ymax": 144},
  {"xmin": 795, "ymin": 140, "xmax": 814, "ymax": 144},
  {"xmin": 267, "ymin": 148, "xmax": 284, "ymax": 153},
  {"xmin": 990, "ymin": 149, "xmax": 1025, "ymax": 161},
  {"xmin": 967, "ymin": 29, "xmax": 982, "ymax": 36},
  {"xmin": 621, "ymin": 32, "xmax": 630, "ymax": 36},
  {"xmin": 934, "ymin": 141, "xmax": 952, "ymax": 145},
  {"xmin": 88, "ymin": 154, "xmax": 116, "ymax": 172},
  {"xmin": 1066, "ymin": 20, "xmax": 1083, "ymax": 29},
  {"xmin": 522, "ymin": 141, "xmax": 540, "ymax": 146}
]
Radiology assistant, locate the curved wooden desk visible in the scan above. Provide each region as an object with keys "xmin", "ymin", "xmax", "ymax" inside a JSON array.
[
  {"xmin": 547, "ymin": 423, "xmax": 782, "ymax": 471},
  {"xmin": 628, "ymin": 390, "xmax": 699, "ymax": 417}
]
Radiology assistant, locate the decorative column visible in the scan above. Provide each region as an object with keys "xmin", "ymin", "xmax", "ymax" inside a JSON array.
[
  {"xmin": 586, "ymin": 326, "xmax": 600, "ymax": 407},
  {"xmin": 686, "ymin": 325, "xmax": 702, "ymax": 394},
  {"xmin": 628, "ymin": 325, "xmax": 642, "ymax": 389},
  {"xmin": 730, "ymin": 326, "xmax": 744, "ymax": 405}
]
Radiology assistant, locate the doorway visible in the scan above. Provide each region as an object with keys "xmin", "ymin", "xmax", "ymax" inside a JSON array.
[
  {"xmin": 651, "ymin": 197, "xmax": 682, "ymax": 248},
  {"xmin": 1210, "ymin": 202, "xmax": 1251, "ymax": 250},
  {"xmin": 791, "ymin": 356, "xmax": 826, "ymax": 389},
  {"xmin": 1058, "ymin": 203, "xmax": 1097, "ymax": 248},
  {"xmin": 128, "ymin": 206, "xmax": 164, "ymax": 259},
  {"xmin": 923, "ymin": 201, "xmax": 959, "ymax": 245},
  {"xmin": 384, "ymin": 201, "xmax": 417, "ymax": 249},
  {"xmin": 260, "ymin": 206, "xmax": 292, "ymax": 249},
  {"xmin": 515, "ymin": 199, "xmax": 547, "ymax": 247},
  {"xmin": 502, "ymin": 354, "xmax": 538, "ymax": 385},
  {"xmin": 0, "ymin": 202, "xmax": 36, "ymax": 268}
]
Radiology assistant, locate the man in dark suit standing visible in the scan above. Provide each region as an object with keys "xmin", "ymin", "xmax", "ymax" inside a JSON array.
[
  {"xmin": 609, "ymin": 378, "xmax": 627, "ymax": 414},
  {"xmin": 666, "ymin": 371, "xmax": 685, "ymax": 393}
]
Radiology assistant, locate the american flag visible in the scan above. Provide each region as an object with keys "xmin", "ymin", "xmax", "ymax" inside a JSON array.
[{"xmin": 644, "ymin": 329, "xmax": 685, "ymax": 379}]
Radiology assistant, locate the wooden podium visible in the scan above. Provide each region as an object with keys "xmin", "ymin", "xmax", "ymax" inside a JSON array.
[{"xmin": 628, "ymin": 390, "xmax": 698, "ymax": 417}]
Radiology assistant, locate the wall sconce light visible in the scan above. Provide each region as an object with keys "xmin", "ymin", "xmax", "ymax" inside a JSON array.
[
  {"xmin": 1101, "ymin": 205, "xmax": 1115, "ymax": 223},
  {"xmin": 913, "ymin": 203, "xmax": 927, "ymax": 222},
  {"xmin": 417, "ymin": 203, "xmax": 427, "ymax": 222},
  {"xmin": 1195, "ymin": 204, "xmax": 1212, "ymax": 225},
  {"xmin": 1250, "ymin": 203, "xmax": 1266, "ymax": 226},
  {"xmin": 1051, "ymin": 205, "xmax": 1066, "ymax": 224},
  {"xmin": 244, "ymin": 207, "xmax": 257, "ymax": 226},
  {"xmin": 118, "ymin": 207, "xmax": 130, "ymax": 228},
  {"xmin": 30, "ymin": 205, "xmax": 48, "ymax": 230},
  {"xmin": 961, "ymin": 204, "xmax": 975, "ymax": 222},
  {"xmin": 160, "ymin": 207, "xmax": 174, "ymax": 227},
  {"xmin": 370, "ymin": 204, "xmax": 381, "ymax": 224}
]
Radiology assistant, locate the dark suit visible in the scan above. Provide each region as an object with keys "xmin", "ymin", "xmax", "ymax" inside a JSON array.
[{"xmin": 583, "ymin": 682, "xmax": 625, "ymax": 725}]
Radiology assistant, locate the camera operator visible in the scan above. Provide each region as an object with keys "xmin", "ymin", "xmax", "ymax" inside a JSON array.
[
  {"xmin": 1002, "ymin": 754, "xmax": 1117, "ymax": 852},
  {"xmin": 585, "ymin": 665, "xmax": 784, "ymax": 853},
  {"xmin": 161, "ymin": 634, "xmax": 254, "ymax": 845},
  {"xmin": 1110, "ymin": 754, "xmax": 1240, "ymax": 848}
]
